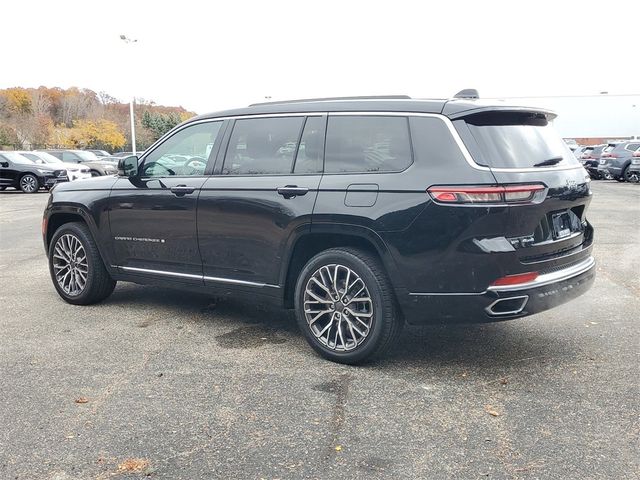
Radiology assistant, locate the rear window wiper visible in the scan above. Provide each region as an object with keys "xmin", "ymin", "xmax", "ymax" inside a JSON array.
[{"xmin": 533, "ymin": 157, "xmax": 563, "ymax": 167}]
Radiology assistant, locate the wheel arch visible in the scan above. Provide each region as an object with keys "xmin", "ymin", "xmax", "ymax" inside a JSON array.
[
  {"xmin": 281, "ymin": 225, "xmax": 401, "ymax": 309},
  {"xmin": 45, "ymin": 205, "xmax": 112, "ymax": 270},
  {"xmin": 19, "ymin": 171, "xmax": 42, "ymax": 189}
]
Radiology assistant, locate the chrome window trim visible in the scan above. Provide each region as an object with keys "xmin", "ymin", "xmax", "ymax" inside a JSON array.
[
  {"xmin": 188, "ymin": 110, "xmax": 582, "ymax": 173},
  {"xmin": 117, "ymin": 266, "xmax": 280, "ymax": 289},
  {"xmin": 139, "ymin": 118, "xmax": 226, "ymax": 164}
]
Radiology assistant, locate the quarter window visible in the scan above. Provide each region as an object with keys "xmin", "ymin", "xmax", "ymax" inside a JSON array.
[
  {"xmin": 142, "ymin": 121, "xmax": 222, "ymax": 177},
  {"xmin": 324, "ymin": 116, "xmax": 412, "ymax": 173},
  {"xmin": 223, "ymin": 117, "xmax": 304, "ymax": 175}
]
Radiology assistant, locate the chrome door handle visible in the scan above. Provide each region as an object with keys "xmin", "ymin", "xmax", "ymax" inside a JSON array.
[
  {"xmin": 170, "ymin": 185, "xmax": 196, "ymax": 196},
  {"xmin": 277, "ymin": 185, "xmax": 309, "ymax": 199}
]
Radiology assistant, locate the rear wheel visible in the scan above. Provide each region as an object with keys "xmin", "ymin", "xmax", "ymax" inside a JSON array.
[
  {"xmin": 19, "ymin": 174, "xmax": 39, "ymax": 193},
  {"xmin": 294, "ymin": 247, "xmax": 403, "ymax": 364},
  {"xmin": 623, "ymin": 166, "xmax": 637, "ymax": 183},
  {"xmin": 90, "ymin": 170, "xmax": 100, "ymax": 177},
  {"xmin": 48, "ymin": 222, "xmax": 116, "ymax": 305}
]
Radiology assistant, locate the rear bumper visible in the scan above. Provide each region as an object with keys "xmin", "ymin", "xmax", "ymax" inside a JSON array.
[
  {"xmin": 597, "ymin": 165, "xmax": 623, "ymax": 176},
  {"xmin": 400, "ymin": 256, "xmax": 596, "ymax": 324}
]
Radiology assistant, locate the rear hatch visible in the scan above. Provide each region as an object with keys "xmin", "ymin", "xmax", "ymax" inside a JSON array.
[{"xmin": 452, "ymin": 110, "xmax": 593, "ymax": 274}]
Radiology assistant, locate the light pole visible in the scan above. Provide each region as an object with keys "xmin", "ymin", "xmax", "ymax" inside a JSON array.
[{"xmin": 120, "ymin": 35, "xmax": 138, "ymax": 155}]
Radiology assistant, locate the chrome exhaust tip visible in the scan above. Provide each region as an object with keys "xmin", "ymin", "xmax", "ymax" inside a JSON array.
[{"xmin": 485, "ymin": 295, "xmax": 529, "ymax": 316}]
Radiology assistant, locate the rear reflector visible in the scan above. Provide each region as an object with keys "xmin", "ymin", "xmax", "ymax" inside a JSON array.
[
  {"xmin": 490, "ymin": 272, "xmax": 539, "ymax": 287},
  {"xmin": 427, "ymin": 184, "xmax": 546, "ymax": 204}
]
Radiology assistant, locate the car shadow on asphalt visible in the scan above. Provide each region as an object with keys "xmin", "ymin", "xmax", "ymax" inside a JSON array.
[{"xmin": 106, "ymin": 283, "xmax": 575, "ymax": 370}]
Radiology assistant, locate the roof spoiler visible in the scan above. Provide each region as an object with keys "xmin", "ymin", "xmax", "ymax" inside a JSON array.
[{"xmin": 453, "ymin": 89, "xmax": 480, "ymax": 99}]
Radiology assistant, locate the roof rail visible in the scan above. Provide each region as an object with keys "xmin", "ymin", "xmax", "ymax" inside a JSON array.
[
  {"xmin": 249, "ymin": 95, "xmax": 412, "ymax": 107},
  {"xmin": 453, "ymin": 89, "xmax": 480, "ymax": 99}
]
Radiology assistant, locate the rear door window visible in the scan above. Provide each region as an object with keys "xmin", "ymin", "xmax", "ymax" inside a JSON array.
[
  {"xmin": 324, "ymin": 116, "xmax": 412, "ymax": 173},
  {"xmin": 222, "ymin": 117, "xmax": 304, "ymax": 175},
  {"xmin": 458, "ymin": 111, "xmax": 579, "ymax": 169}
]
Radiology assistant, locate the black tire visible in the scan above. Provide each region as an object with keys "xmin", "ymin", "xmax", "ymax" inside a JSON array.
[
  {"xmin": 90, "ymin": 170, "xmax": 101, "ymax": 177},
  {"xmin": 48, "ymin": 222, "xmax": 116, "ymax": 305},
  {"xmin": 622, "ymin": 165, "xmax": 635, "ymax": 183},
  {"xmin": 19, "ymin": 173, "xmax": 39, "ymax": 193},
  {"xmin": 294, "ymin": 247, "xmax": 403, "ymax": 364}
]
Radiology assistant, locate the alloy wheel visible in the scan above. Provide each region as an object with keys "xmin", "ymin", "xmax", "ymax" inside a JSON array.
[
  {"xmin": 20, "ymin": 175, "xmax": 38, "ymax": 193},
  {"xmin": 303, "ymin": 264, "xmax": 374, "ymax": 351},
  {"xmin": 52, "ymin": 234, "xmax": 88, "ymax": 296},
  {"xmin": 625, "ymin": 169, "xmax": 638, "ymax": 183}
]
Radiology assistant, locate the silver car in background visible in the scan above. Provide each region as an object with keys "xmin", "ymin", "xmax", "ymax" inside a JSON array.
[{"xmin": 18, "ymin": 151, "xmax": 92, "ymax": 181}]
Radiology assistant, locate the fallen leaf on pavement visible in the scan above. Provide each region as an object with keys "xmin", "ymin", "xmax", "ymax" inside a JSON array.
[
  {"xmin": 485, "ymin": 405, "xmax": 501, "ymax": 417},
  {"xmin": 118, "ymin": 458, "xmax": 150, "ymax": 473},
  {"xmin": 334, "ymin": 445, "xmax": 342, "ymax": 452},
  {"xmin": 74, "ymin": 397, "xmax": 89, "ymax": 404}
]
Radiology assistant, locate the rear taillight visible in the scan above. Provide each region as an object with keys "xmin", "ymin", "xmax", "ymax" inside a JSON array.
[
  {"xmin": 601, "ymin": 153, "xmax": 617, "ymax": 158},
  {"xmin": 490, "ymin": 271, "xmax": 539, "ymax": 287},
  {"xmin": 427, "ymin": 184, "xmax": 546, "ymax": 205}
]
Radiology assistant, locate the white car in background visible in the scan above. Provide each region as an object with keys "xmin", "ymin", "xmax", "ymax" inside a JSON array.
[{"xmin": 18, "ymin": 151, "xmax": 92, "ymax": 181}]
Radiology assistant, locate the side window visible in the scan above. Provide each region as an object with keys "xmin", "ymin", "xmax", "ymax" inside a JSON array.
[
  {"xmin": 222, "ymin": 117, "xmax": 304, "ymax": 175},
  {"xmin": 62, "ymin": 152, "xmax": 78, "ymax": 162},
  {"xmin": 626, "ymin": 143, "xmax": 640, "ymax": 151},
  {"xmin": 293, "ymin": 116, "xmax": 324, "ymax": 174},
  {"xmin": 142, "ymin": 121, "xmax": 222, "ymax": 177},
  {"xmin": 324, "ymin": 116, "xmax": 412, "ymax": 173}
]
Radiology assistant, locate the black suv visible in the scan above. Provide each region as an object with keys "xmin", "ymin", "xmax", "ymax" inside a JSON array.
[
  {"xmin": 0, "ymin": 151, "xmax": 68, "ymax": 192},
  {"xmin": 43, "ymin": 95, "xmax": 596, "ymax": 363}
]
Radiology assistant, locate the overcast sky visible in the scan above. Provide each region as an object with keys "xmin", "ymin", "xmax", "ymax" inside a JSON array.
[{"xmin": 2, "ymin": 0, "xmax": 639, "ymax": 133}]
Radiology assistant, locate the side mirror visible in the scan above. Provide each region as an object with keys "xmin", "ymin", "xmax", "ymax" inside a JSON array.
[
  {"xmin": 118, "ymin": 155, "xmax": 139, "ymax": 177},
  {"xmin": 0, "ymin": 162, "xmax": 8, "ymax": 168}
]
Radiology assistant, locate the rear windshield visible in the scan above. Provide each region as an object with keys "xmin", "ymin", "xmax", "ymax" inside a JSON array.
[{"xmin": 458, "ymin": 111, "xmax": 578, "ymax": 169}]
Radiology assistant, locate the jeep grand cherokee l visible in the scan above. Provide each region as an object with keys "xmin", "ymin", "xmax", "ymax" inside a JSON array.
[{"xmin": 42, "ymin": 94, "xmax": 596, "ymax": 364}]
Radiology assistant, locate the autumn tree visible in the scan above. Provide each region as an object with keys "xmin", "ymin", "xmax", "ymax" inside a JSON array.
[
  {"xmin": 142, "ymin": 110, "xmax": 183, "ymax": 141},
  {"xmin": 0, "ymin": 86, "xmax": 195, "ymax": 150}
]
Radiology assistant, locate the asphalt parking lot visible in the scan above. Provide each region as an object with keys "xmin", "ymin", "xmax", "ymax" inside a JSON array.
[{"xmin": 0, "ymin": 181, "xmax": 638, "ymax": 480}]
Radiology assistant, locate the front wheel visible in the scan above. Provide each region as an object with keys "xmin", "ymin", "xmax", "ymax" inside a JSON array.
[
  {"xmin": 19, "ymin": 174, "xmax": 39, "ymax": 193},
  {"xmin": 294, "ymin": 248, "xmax": 403, "ymax": 364},
  {"xmin": 48, "ymin": 222, "xmax": 116, "ymax": 305}
]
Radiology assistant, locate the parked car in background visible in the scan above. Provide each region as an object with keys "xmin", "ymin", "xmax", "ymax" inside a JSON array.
[
  {"xmin": 42, "ymin": 94, "xmax": 596, "ymax": 363},
  {"xmin": 86, "ymin": 149, "xmax": 111, "ymax": 157},
  {"xmin": 38, "ymin": 150, "xmax": 118, "ymax": 176},
  {"xmin": 597, "ymin": 141, "xmax": 640, "ymax": 182},
  {"xmin": 573, "ymin": 146, "xmax": 586, "ymax": 159},
  {"xmin": 18, "ymin": 151, "xmax": 92, "ymax": 181},
  {"xmin": 581, "ymin": 144, "xmax": 611, "ymax": 179},
  {"xmin": 0, "ymin": 152, "xmax": 68, "ymax": 192},
  {"xmin": 626, "ymin": 150, "xmax": 640, "ymax": 183}
]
